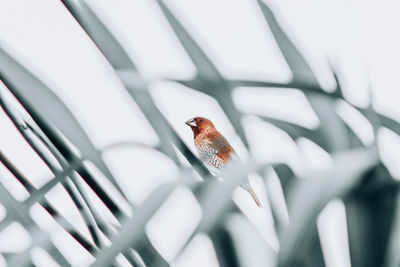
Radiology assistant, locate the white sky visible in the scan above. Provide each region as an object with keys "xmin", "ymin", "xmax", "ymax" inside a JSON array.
[{"xmin": 0, "ymin": 0, "xmax": 400, "ymax": 266}]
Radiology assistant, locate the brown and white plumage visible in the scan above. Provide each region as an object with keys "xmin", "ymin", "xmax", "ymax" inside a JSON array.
[{"xmin": 185, "ymin": 117, "xmax": 261, "ymax": 207}]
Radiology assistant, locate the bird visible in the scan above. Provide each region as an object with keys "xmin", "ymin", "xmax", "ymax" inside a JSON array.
[{"xmin": 185, "ymin": 116, "xmax": 261, "ymax": 207}]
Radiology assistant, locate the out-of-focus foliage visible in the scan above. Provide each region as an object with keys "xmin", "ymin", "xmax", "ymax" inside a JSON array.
[{"xmin": 0, "ymin": 0, "xmax": 399, "ymax": 266}]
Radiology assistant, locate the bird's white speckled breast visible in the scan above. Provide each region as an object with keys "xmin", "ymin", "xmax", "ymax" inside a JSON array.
[{"xmin": 194, "ymin": 139, "xmax": 224, "ymax": 170}]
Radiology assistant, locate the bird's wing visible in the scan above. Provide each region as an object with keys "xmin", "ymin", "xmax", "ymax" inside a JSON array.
[
  {"xmin": 208, "ymin": 133, "xmax": 235, "ymax": 164},
  {"xmin": 210, "ymin": 137, "xmax": 252, "ymax": 189}
]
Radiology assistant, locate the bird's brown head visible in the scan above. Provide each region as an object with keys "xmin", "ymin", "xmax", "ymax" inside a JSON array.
[{"xmin": 185, "ymin": 117, "xmax": 215, "ymax": 137}]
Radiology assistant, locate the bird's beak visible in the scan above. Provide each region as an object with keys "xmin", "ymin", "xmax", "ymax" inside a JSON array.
[{"xmin": 185, "ymin": 118, "xmax": 197, "ymax": 127}]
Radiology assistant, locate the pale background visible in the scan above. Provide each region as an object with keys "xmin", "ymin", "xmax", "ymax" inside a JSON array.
[{"xmin": 0, "ymin": 0, "xmax": 399, "ymax": 266}]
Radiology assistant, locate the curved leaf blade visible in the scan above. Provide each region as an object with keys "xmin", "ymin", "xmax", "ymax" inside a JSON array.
[{"xmin": 0, "ymin": 46, "xmax": 125, "ymax": 196}]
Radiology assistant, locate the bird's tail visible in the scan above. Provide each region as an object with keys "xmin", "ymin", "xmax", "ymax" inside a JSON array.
[{"xmin": 247, "ymin": 186, "xmax": 261, "ymax": 207}]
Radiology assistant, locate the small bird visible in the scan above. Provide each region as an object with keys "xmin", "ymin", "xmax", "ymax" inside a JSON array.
[{"xmin": 185, "ymin": 116, "xmax": 261, "ymax": 207}]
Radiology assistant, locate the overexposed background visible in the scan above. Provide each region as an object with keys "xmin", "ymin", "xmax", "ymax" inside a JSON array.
[{"xmin": 0, "ymin": 0, "xmax": 400, "ymax": 266}]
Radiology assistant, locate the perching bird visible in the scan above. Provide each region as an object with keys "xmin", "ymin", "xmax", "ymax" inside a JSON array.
[{"xmin": 185, "ymin": 116, "xmax": 261, "ymax": 207}]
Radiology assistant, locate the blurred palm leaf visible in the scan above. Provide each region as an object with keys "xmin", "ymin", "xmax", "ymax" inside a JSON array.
[
  {"xmin": 0, "ymin": 47, "xmax": 125, "ymax": 196},
  {"xmin": 0, "ymin": 0, "xmax": 398, "ymax": 266},
  {"xmin": 278, "ymin": 147, "xmax": 379, "ymax": 267}
]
